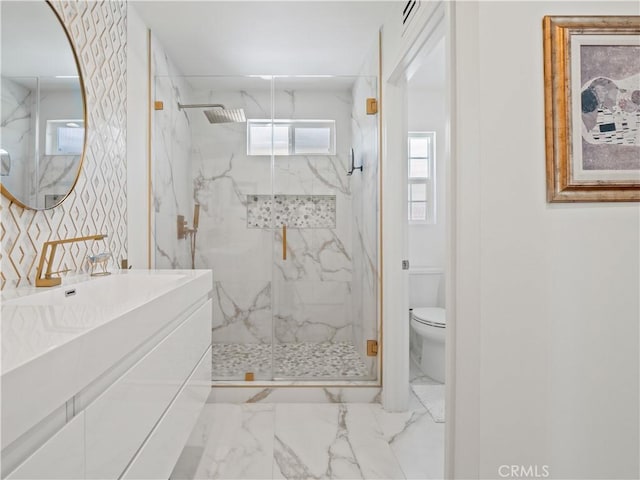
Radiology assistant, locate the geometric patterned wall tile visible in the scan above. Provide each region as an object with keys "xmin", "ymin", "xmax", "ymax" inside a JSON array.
[{"xmin": 0, "ymin": 0, "xmax": 127, "ymax": 290}]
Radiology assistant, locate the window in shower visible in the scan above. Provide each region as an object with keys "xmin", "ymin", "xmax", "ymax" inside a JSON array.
[
  {"xmin": 247, "ymin": 119, "xmax": 336, "ymax": 155},
  {"xmin": 45, "ymin": 119, "xmax": 85, "ymax": 155},
  {"xmin": 408, "ymin": 131, "xmax": 436, "ymax": 223}
]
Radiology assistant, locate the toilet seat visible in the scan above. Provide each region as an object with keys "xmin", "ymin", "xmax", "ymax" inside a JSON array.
[{"xmin": 412, "ymin": 307, "xmax": 446, "ymax": 328}]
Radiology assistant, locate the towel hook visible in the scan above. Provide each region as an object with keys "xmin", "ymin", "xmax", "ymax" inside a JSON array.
[{"xmin": 347, "ymin": 148, "xmax": 363, "ymax": 176}]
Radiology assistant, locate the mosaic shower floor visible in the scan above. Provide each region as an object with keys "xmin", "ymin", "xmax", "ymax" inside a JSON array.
[{"xmin": 211, "ymin": 342, "xmax": 370, "ymax": 379}]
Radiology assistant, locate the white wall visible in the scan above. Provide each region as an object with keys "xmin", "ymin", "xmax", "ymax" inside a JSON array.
[
  {"xmin": 407, "ymin": 87, "xmax": 446, "ymax": 269},
  {"xmin": 126, "ymin": 4, "xmax": 150, "ymax": 269},
  {"xmin": 451, "ymin": 1, "xmax": 639, "ymax": 478},
  {"xmin": 382, "ymin": 0, "xmax": 639, "ymax": 477},
  {"xmin": 379, "ymin": 0, "xmax": 445, "ymax": 413}
]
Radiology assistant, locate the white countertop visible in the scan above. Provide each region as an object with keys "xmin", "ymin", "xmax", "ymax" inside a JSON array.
[
  {"xmin": 1, "ymin": 269, "xmax": 213, "ymax": 449},
  {"xmin": 2, "ymin": 269, "xmax": 210, "ymax": 375}
]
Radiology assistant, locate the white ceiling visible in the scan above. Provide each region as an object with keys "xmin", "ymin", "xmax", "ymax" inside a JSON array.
[
  {"xmin": 131, "ymin": 1, "xmax": 394, "ymax": 76},
  {"xmin": 181, "ymin": 74, "xmax": 362, "ymax": 92}
]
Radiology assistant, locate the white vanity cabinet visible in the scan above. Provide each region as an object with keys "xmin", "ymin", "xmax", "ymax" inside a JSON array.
[
  {"xmin": 2, "ymin": 270, "xmax": 212, "ymax": 480},
  {"xmin": 122, "ymin": 345, "xmax": 211, "ymax": 479},
  {"xmin": 84, "ymin": 300, "xmax": 211, "ymax": 479},
  {"xmin": 7, "ymin": 414, "xmax": 85, "ymax": 480}
]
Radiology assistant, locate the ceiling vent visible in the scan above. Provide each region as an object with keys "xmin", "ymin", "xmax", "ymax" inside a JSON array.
[{"xmin": 401, "ymin": 0, "xmax": 421, "ymax": 36}]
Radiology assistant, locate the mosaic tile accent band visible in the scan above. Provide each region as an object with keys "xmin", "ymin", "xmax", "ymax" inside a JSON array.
[
  {"xmin": 0, "ymin": 1, "xmax": 128, "ymax": 289},
  {"xmin": 247, "ymin": 194, "xmax": 336, "ymax": 229}
]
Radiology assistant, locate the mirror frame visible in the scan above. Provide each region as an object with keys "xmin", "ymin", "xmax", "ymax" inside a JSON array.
[{"xmin": 1, "ymin": 0, "xmax": 88, "ymax": 211}]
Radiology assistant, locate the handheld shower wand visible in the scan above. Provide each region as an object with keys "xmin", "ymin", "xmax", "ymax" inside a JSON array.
[{"xmin": 189, "ymin": 204, "xmax": 200, "ymax": 269}]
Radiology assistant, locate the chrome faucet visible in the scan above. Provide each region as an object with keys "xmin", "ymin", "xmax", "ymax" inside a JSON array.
[{"xmin": 35, "ymin": 234, "xmax": 108, "ymax": 287}]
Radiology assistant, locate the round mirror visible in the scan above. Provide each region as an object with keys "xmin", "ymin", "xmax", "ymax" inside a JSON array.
[{"xmin": 1, "ymin": 1, "xmax": 86, "ymax": 210}]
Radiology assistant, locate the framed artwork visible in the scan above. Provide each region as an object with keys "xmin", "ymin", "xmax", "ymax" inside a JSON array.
[{"xmin": 543, "ymin": 16, "xmax": 640, "ymax": 202}]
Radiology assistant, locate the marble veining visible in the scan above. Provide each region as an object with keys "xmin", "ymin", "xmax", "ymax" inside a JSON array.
[
  {"xmin": 247, "ymin": 194, "xmax": 336, "ymax": 229},
  {"xmin": 212, "ymin": 281, "xmax": 272, "ymax": 344},
  {"xmin": 1, "ymin": 77, "xmax": 33, "ymax": 205},
  {"xmin": 207, "ymin": 386, "xmax": 382, "ymax": 404},
  {"xmin": 170, "ymin": 399, "xmax": 443, "ymax": 479},
  {"xmin": 193, "ymin": 153, "xmax": 249, "ymax": 211},
  {"xmin": 304, "ymin": 155, "xmax": 351, "ymax": 196},
  {"xmin": 187, "ymin": 83, "xmax": 361, "ymax": 360},
  {"xmin": 349, "ymin": 49, "xmax": 380, "ymax": 379},
  {"xmin": 411, "ymin": 384, "xmax": 445, "ymax": 423},
  {"xmin": 151, "ymin": 36, "xmax": 194, "ymax": 270},
  {"xmin": 151, "ymin": 72, "xmax": 380, "ymax": 382}
]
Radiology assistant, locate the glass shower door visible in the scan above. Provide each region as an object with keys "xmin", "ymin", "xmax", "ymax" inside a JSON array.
[
  {"xmin": 201, "ymin": 76, "xmax": 275, "ymax": 381},
  {"xmin": 270, "ymin": 75, "xmax": 379, "ymax": 381},
  {"xmin": 152, "ymin": 73, "xmax": 276, "ymax": 381},
  {"xmin": 152, "ymin": 70, "xmax": 379, "ymax": 382}
]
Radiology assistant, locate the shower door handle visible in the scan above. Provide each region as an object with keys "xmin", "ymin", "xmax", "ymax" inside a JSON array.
[{"xmin": 282, "ymin": 225, "xmax": 287, "ymax": 260}]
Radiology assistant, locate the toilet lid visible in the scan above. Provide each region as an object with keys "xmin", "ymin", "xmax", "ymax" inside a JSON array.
[{"xmin": 412, "ymin": 307, "xmax": 446, "ymax": 327}]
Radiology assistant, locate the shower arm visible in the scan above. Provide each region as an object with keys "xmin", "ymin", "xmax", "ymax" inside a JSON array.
[{"xmin": 178, "ymin": 103, "xmax": 226, "ymax": 110}]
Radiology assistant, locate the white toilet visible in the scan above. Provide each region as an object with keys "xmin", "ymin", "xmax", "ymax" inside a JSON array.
[{"xmin": 409, "ymin": 268, "xmax": 446, "ymax": 383}]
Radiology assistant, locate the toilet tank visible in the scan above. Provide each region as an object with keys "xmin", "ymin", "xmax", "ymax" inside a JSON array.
[{"xmin": 409, "ymin": 267, "xmax": 445, "ymax": 308}]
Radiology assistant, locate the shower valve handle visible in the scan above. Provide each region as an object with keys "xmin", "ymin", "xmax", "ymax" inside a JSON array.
[{"xmin": 282, "ymin": 225, "xmax": 287, "ymax": 261}]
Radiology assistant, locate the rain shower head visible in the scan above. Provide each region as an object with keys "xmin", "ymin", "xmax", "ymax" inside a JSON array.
[
  {"xmin": 203, "ymin": 107, "xmax": 246, "ymax": 124},
  {"xmin": 177, "ymin": 103, "xmax": 246, "ymax": 124}
]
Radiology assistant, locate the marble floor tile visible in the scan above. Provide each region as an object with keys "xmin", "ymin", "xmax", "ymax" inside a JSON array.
[
  {"xmin": 171, "ymin": 403, "xmax": 275, "ymax": 479},
  {"xmin": 411, "ymin": 384, "xmax": 445, "ymax": 423},
  {"xmin": 273, "ymin": 404, "xmax": 360, "ymax": 479},
  {"xmin": 172, "ymin": 400, "xmax": 444, "ymax": 480},
  {"xmin": 273, "ymin": 404, "xmax": 405, "ymax": 480},
  {"xmin": 371, "ymin": 402, "xmax": 444, "ymax": 480},
  {"xmin": 342, "ymin": 404, "xmax": 407, "ymax": 480}
]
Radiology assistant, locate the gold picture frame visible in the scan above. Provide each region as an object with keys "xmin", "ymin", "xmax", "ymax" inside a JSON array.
[{"xmin": 543, "ymin": 16, "xmax": 640, "ymax": 202}]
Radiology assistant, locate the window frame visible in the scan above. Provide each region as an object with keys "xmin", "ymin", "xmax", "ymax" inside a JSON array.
[
  {"xmin": 247, "ymin": 119, "xmax": 336, "ymax": 156},
  {"xmin": 45, "ymin": 119, "xmax": 85, "ymax": 155},
  {"xmin": 408, "ymin": 131, "xmax": 436, "ymax": 224}
]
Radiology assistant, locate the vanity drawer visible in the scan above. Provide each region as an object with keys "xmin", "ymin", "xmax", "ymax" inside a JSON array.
[
  {"xmin": 122, "ymin": 346, "xmax": 211, "ymax": 479},
  {"xmin": 7, "ymin": 413, "xmax": 85, "ymax": 480},
  {"xmin": 84, "ymin": 300, "xmax": 211, "ymax": 480}
]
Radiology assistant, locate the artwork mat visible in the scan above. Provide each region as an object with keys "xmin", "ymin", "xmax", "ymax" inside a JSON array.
[
  {"xmin": 570, "ymin": 34, "xmax": 640, "ymax": 183},
  {"xmin": 543, "ymin": 15, "xmax": 640, "ymax": 202}
]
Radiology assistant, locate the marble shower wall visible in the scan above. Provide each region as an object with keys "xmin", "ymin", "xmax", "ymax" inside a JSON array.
[
  {"xmin": 150, "ymin": 70, "xmax": 380, "ymax": 378},
  {"xmin": 188, "ymin": 79, "xmax": 356, "ymax": 348},
  {"xmin": 271, "ymin": 82, "xmax": 355, "ymax": 348},
  {"xmin": 151, "ymin": 35, "xmax": 194, "ymax": 269},
  {"xmin": 36, "ymin": 89, "xmax": 84, "ymax": 209},
  {"xmin": 1, "ymin": 77, "xmax": 34, "ymax": 204},
  {"xmin": 350, "ymin": 46, "xmax": 380, "ymax": 377},
  {"xmin": 0, "ymin": 1, "xmax": 127, "ymax": 290},
  {"xmin": 189, "ymin": 80, "xmax": 273, "ymax": 347}
]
